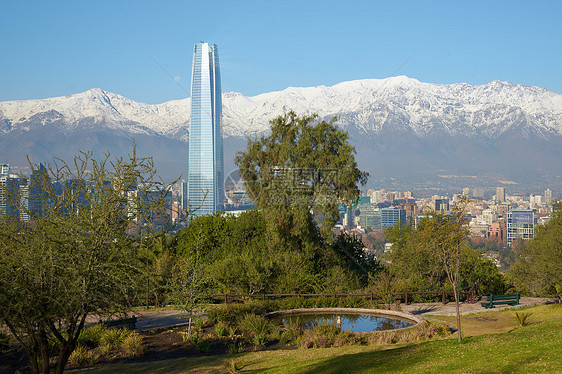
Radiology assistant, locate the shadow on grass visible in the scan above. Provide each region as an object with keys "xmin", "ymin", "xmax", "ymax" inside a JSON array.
[{"xmin": 254, "ymin": 345, "xmax": 425, "ymax": 374}]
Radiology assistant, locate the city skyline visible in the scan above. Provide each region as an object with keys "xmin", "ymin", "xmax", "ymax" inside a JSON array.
[
  {"xmin": 187, "ymin": 42, "xmax": 224, "ymax": 217},
  {"xmin": 1, "ymin": 1, "xmax": 561, "ymax": 104}
]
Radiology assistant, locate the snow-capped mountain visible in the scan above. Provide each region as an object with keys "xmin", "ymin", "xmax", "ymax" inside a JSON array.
[{"xmin": 1, "ymin": 76, "xmax": 562, "ymax": 190}]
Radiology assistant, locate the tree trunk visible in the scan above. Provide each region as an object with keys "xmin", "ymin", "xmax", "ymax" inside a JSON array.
[
  {"xmin": 453, "ymin": 282, "xmax": 462, "ymax": 342},
  {"xmin": 455, "ymin": 243, "xmax": 462, "ymax": 342},
  {"xmin": 38, "ymin": 329, "xmax": 51, "ymax": 374}
]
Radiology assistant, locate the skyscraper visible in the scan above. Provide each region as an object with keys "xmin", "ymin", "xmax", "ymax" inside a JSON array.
[
  {"xmin": 496, "ymin": 187, "xmax": 506, "ymax": 203},
  {"xmin": 188, "ymin": 42, "xmax": 224, "ymax": 217}
]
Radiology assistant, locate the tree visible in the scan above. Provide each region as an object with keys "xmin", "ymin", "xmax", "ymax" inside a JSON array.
[
  {"xmin": 511, "ymin": 201, "xmax": 562, "ymax": 301},
  {"xmin": 235, "ymin": 111, "xmax": 368, "ymax": 257},
  {"xmin": 386, "ymin": 198, "xmax": 504, "ymax": 342},
  {"xmin": 418, "ymin": 201, "xmax": 470, "ymax": 342},
  {"xmin": 0, "ymin": 149, "xmax": 171, "ymax": 373}
]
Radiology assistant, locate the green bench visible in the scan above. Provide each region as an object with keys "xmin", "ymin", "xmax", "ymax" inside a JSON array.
[{"xmin": 481, "ymin": 293, "xmax": 520, "ymax": 309}]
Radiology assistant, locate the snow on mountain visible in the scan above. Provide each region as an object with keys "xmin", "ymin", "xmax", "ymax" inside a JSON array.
[
  {"xmin": 2, "ymin": 77, "xmax": 562, "ymax": 189},
  {"xmin": 2, "ymin": 76, "xmax": 562, "ymax": 142}
]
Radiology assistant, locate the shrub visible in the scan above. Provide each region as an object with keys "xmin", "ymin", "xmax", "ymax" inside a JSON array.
[
  {"xmin": 122, "ymin": 333, "xmax": 145, "ymax": 356},
  {"xmin": 67, "ymin": 344, "xmax": 100, "ymax": 367},
  {"xmin": 77, "ymin": 324, "xmax": 107, "ymax": 346},
  {"xmin": 228, "ymin": 326, "xmax": 238, "ymax": 337},
  {"xmin": 279, "ymin": 318, "xmax": 304, "ymax": 344},
  {"xmin": 511, "ymin": 311, "xmax": 533, "ymax": 326},
  {"xmin": 207, "ymin": 301, "xmax": 274, "ymax": 325},
  {"xmin": 196, "ymin": 339, "xmax": 211, "ymax": 353},
  {"xmin": 238, "ymin": 314, "xmax": 274, "ymax": 337},
  {"xmin": 252, "ymin": 333, "xmax": 268, "ymax": 349},
  {"xmin": 99, "ymin": 328, "xmax": 130, "ymax": 353},
  {"xmin": 215, "ymin": 321, "xmax": 229, "ymax": 337}
]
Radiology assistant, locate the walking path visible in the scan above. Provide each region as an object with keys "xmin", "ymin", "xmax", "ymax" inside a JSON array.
[{"xmin": 400, "ymin": 296, "xmax": 551, "ymax": 316}]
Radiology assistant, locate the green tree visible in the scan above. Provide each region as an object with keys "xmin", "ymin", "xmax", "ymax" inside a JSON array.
[
  {"xmin": 386, "ymin": 198, "xmax": 505, "ymax": 342},
  {"xmin": 0, "ymin": 150, "xmax": 171, "ymax": 373},
  {"xmin": 418, "ymin": 203, "xmax": 469, "ymax": 342},
  {"xmin": 511, "ymin": 201, "xmax": 562, "ymax": 301},
  {"xmin": 235, "ymin": 111, "xmax": 368, "ymax": 257}
]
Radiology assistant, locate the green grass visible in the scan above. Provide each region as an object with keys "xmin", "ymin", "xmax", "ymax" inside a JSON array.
[{"xmin": 72, "ymin": 304, "xmax": 562, "ymax": 374}]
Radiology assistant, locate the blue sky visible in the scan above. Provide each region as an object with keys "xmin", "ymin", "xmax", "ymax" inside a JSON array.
[{"xmin": 1, "ymin": 0, "xmax": 561, "ymax": 104}]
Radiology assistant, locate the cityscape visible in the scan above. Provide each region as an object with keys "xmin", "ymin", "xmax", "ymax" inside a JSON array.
[{"xmin": 1, "ymin": 1, "xmax": 562, "ymax": 373}]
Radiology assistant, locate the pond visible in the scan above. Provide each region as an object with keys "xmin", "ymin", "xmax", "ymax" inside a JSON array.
[{"xmin": 270, "ymin": 313, "xmax": 414, "ymax": 333}]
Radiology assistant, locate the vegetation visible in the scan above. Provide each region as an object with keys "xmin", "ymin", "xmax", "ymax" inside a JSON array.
[
  {"xmin": 510, "ymin": 201, "xmax": 562, "ymax": 300},
  {"xmin": 3, "ymin": 112, "xmax": 557, "ymax": 373},
  {"xmin": 235, "ymin": 110, "xmax": 368, "ymax": 253},
  {"xmin": 385, "ymin": 200, "xmax": 506, "ymax": 341},
  {"xmin": 64, "ymin": 304, "xmax": 562, "ymax": 374},
  {"xmin": 0, "ymin": 149, "xmax": 172, "ymax": 373}
]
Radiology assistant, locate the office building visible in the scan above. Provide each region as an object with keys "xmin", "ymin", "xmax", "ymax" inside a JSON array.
[
  {"xmin": 434, "ymin": 198, "xmax": 449, "ymax": 212},
  {"xmin": 187, "ymin": 42, "xmax": 224, "ymax": 217},
  {"xmin": 544, "ymin": 189, "xmax": 552, "ymax": 205},
  {"xmin": 507, "ymin": 208, "xmax": 536, "ymax": 245},
  {"xmin": 381, "ymin": 207, "xmax": 406, "ymax": 229},
  {"xmin": 358, "ymin": 205, "xmax": 381, "ymax": 230},
  {"xmin": 496, "ymin": 187, "xmax": 505, "ymax": 203}
]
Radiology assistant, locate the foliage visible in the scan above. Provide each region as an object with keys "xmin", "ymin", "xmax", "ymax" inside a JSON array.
[
  {"xmin": 67, "ymin": 326, "xmax": 142, "ymax": 368},
  {"xmin": 0, "ymin": 149, "xmax": 170, "ymax": 373},
  {"xmin": 214, "ymin": 321, "xmax": 229, "ymax": 337},
  {"xmin": 175, "ymin": 210, "xmax": 378, "ymax": 296},
  {"xmin": 235, "ymin": 110, "xmax": 368, "ymax": 254},
  {"xmin": 371, "ymin": 271, "xmax": 399, "ymax": 309},
  {"xmin": 510, "ymin": 201, "xmax": 562, "ymax": 297},
  {"xmin": 238, "ymin": 314, "xmax": 274, "ymax": 337},
  {"xmin": 386, "ymin": 209, "xmax": 505, "ymax": 296},
  {"xmin": 511, "ymin": 311, "xmax": 532, "ymax": 327}
]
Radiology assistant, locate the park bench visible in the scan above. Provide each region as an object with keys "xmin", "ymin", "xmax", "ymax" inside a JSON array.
[
  {"xmin": 480, "ymin": 293, "xmax": 520, "ymax": 309},
  {"xmin": 99, "ymin": 316, "xmax": 137, "ymax": 330}
]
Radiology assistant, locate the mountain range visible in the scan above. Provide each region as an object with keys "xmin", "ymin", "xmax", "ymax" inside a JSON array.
[{"xmin": 1, "ymin": 76, "xmax": 562, "ymax": 193}]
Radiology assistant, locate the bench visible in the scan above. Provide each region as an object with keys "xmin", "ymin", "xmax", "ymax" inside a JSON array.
[
  {"xmin": 480, "ymin": 293, "xmax": 520, "ymax": 309},
  {"xmin": 100, "ymin": 316, "xmax": 137, "ymax": 330}
]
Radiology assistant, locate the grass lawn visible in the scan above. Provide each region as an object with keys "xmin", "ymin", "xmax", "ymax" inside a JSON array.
[{"xmin": 72, "ymin": 304, "xmax": 562, "ymax": 374}]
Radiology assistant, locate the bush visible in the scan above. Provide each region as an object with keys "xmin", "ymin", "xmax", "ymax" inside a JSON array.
[
  {"xmin": 279, "ymin": 318, "xmax": 304, "ymax": 344},
  {"xmin": 207, "ymin": 301, "xmax": 275, "ymax": 325},
  {"xmin": 215, "ymin": 321, "xmax": 229, "ymax": 337},
  {"xmin": 197, "ymin": 338, "xmax": 211, "ymax": 353},
  {"xmin": 77, "ymin": 324, "xmax": 107, "ymax": 346},
  {"xmin": 99, "ymin": 328, "xmax": 130, "ymax": 353},
  {"xmin": 511, "ymin": 311, "xmax": 533, "ymax": 327},
  {"xmin": 122, "ymin": 333, "xmax": 145, "ymax": 356},
  {"xmin": 67, "ymin": 344, "xmax": 100, "ymax": 367},
  {"xmin": 252, "ymin": 333, "xmax": 268, "ymax": 349},
  {"xmin": 238, "ymin": 314, "xmax": 274, "ymax": 336}
]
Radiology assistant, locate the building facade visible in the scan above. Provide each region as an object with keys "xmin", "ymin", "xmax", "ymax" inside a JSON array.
[
  {"xmin": 507, "ymin": 208, "xmax": 536, "ymax": 245},
  {"xmin": 188, "ymin": 42, "xmax": 224, "ymax": 217}
]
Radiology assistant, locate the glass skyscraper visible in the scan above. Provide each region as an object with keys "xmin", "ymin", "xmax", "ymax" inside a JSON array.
[{"xmin": 188, "ymin": 42, "xmax": 224, "ymax": 217}]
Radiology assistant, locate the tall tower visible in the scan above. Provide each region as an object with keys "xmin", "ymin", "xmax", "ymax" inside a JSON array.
[
  {"xmin": 496, "ymin": 187, "xmax": 506, "ymax": 203},
  {"xmin": 188, "ymin": 42, "xmax": 224, "ymax": 217}
]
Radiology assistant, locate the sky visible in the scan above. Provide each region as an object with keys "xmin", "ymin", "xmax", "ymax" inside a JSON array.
[{"xmin": 1, "ymin": 0, "xmax": 561, "ymax": 104}]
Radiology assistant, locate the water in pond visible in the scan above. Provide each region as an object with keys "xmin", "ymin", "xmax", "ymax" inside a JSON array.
[{"xmin": 271, "ymin": 313, "xmax": 413, "ymax": 333}]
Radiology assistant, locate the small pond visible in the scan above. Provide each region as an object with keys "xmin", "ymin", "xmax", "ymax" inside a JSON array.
[{"xmin": 270, "ymin": 313, "xmax": 413, "ymax": 333}]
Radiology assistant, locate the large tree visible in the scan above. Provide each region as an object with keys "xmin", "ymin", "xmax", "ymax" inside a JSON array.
[
  {"xmin": 235, "ymin": 111, "xmax": 368, "ymax": 256},
  {"xmin": 0, "ymin": 150, "xmax": 171, "ymax": 373},
  {"xmin": 511, "ymin": 201, "xmax": 562, "ymax": 301},
  {"xmin": 386, "ymin": 198, "xmax": 504, "ymax": 342}
]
